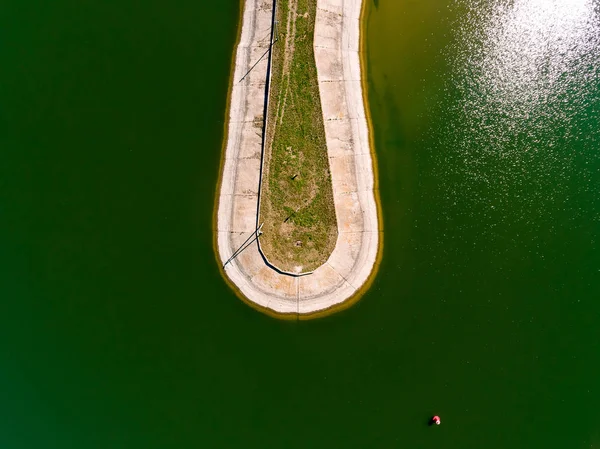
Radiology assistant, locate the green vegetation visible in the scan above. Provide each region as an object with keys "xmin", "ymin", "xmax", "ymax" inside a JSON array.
[{"xmin": 259, "ymin": 0, "xmax": 337, "ymax": 273}]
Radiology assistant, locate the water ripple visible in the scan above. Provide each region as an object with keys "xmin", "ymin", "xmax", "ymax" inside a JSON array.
[{"xmin": 427, "ymin": 0, "xmax": 600, "ymax": 247}]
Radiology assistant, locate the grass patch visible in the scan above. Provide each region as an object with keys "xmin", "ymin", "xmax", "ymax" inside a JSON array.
[{"xmin": 259, "ymin": 0, "xmax": 337, "ymax": 273}]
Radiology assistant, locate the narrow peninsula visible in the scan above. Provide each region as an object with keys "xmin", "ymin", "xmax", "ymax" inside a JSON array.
[{"xmin": 215, "ymin": 0, "xmax": 380, "ymax": 317}]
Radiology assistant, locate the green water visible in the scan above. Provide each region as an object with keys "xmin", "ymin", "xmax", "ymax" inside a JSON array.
[{"xmin": 1, "ymin": 0, "xmax": 599, "ymax": 447}]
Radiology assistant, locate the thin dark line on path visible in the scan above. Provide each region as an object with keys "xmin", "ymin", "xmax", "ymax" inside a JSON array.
[
  {"xmin": 238, "ymin": 47, "xmax": 270, "ymax": 84},
  {"xmin": 223, "ymin": 224, "xmax": 263, "ymax": 268}
]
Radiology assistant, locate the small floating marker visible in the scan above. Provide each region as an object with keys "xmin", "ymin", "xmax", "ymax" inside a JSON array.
[{"xmin": 432, "ymin": 415, "xmax": 441, "ymax": 425}]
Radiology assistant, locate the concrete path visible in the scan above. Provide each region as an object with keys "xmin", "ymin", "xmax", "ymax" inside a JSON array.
[{"xmin": 216, "ymin": 0, "xmax": 379, "ymax": 316}]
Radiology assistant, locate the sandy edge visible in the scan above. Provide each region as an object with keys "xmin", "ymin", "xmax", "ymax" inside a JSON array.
[{"xmin": 215, "ymin": 0, "xmax": 380, "ymax": 316}]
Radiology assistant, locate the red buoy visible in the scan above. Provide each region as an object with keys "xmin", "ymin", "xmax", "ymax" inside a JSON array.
[{"xmin": 432, "ymin": 415, "xmax": 441, "ymax": 425}]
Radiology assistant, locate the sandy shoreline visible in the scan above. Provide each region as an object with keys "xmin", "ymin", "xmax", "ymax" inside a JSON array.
[{"xmin": 215, "ymin": 0, "xmax": 380, "ymax": 317}]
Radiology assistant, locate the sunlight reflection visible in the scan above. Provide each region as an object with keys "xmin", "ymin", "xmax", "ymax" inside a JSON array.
[
  {"xmin": 433, "ymin": 0, "xmax": 600, "ymax": 224},
  {"xmin": 480, "ymin": 0, "xmax": 599, "ymax": 108}
]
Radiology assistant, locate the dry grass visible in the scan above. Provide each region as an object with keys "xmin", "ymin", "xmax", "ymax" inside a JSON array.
[{"xmin": 259, "ymin": 0, "xmax": 337, "ymax": 273}]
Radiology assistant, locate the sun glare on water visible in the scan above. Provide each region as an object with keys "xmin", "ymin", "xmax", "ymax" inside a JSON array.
[
  {"xmin": 426, "ymin": 0, "xmax": 600, "ymax": 238},
  {"xmin": 479, "ymin": 0, "xmax": 599, "ymax": 108}
]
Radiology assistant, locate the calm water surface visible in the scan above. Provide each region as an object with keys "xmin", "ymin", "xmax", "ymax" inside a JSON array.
[
  {"xmin": 1, "ymin": 0, "xmax": 599, "ymax": 447},
  {"xmin": 367, "ymin": 0, "xmax": 600, "ymax": 446}
]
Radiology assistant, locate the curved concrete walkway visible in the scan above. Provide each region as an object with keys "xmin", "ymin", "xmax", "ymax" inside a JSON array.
[{"xmin": 216, "ymin": 0, "xmax": 379, "ymax": 316}]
